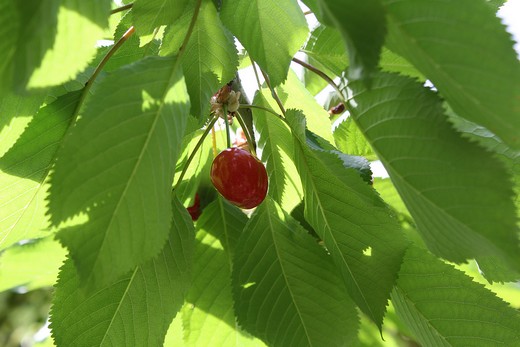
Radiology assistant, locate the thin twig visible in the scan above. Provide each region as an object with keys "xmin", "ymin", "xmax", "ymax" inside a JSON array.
[
  {"xmin": 74, "ymin": 26, "xmax": 136, "ymax": 119},
  {"xmin": 235, "ymin": 110, "xmax": 257, "ymax": 157},
  {"xmin": 292, "ymin": 57, "xmax": 345, "ymax": 103},
  {"xmin": 239, "ymin": 104, "xmax": 286, "ymax": 123},
  {"xmin": 173, "ymin": 116, "xmax": 219, "ymax": 191},
  {"xmin": 259, "ymin": 69, "xmax": 286, "ymax": 116},
  {"xmin": 249, "ymin": 57, "xmax": 262, "ymax": 90},
  {"xmin": 110, "ymin": 3, "xmax": 133, "ymax": 15}
]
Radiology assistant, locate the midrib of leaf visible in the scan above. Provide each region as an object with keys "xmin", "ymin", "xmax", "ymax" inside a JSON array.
[
  {"xmin": 393, "ymin": 287, "xmax": 449, "ymax": 346},
  {"xmin": 296, "ymin": 143, "xmax": 374, "ymax": 323},
  {"xmin": 265, "ymin": 207, "xmax": 312, "ymax": 347},
  {"xmin": 97, "ymin": 268, "xmax": 139, "ymax": 347},
  {"xmin": 384, "ymin": 13, "xmax": 509, "ymax": 137},
  {"xmin": 86, "ymin": 60, "xmax": 183, "ymax": 286}
]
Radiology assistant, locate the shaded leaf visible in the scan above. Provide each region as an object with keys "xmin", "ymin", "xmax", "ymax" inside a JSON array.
[
  {"xmin": 233, "ymin": 197, "xmax": 359, "ymax": 347},
  {"xmin": 347, "ymin": 72, "xmax": 520, "ymax": 280},
  {"xmin": 383, "ymin": 0, "xmax": 520, "ymax": 148},
  {"xmin": 316, "ymin": 0, "xmax": 386, "ymax": 80},
  {"xmin": 287, "ymin": 109, "xmax": 408, "ymax": 328},
  {"xmin": 50, "ymin": 197, "xmax": 193, "ymax": 347},
  {"xmin": 182, "ymin": 197, "xmax": 265, "ymax": 346},
  {"xmin": 49, "ymin": 57, "xmax": 190, "ymax": 290},
  {"xmin": 26, "ymin": 0, "xmax": 111, "ymax": 89},
  {"xmin": 133, "ymin": 0, "xmax": 190, "ymax": 35},
  {"xmin": 392, "ymin": 245, "xmax": 520, "ymax": 346},
  {"xmin": 0, "ymin": 92, "xmax": 47, "ymax": 156},
  {"xmin": 220, "ymin": 0, "xmax": 308, "ymax": 86}
]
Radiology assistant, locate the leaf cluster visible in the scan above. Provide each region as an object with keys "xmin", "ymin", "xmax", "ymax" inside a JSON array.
[{"xmin": 0, "ymin": 0, "xmax": 519, "ymax": 346}]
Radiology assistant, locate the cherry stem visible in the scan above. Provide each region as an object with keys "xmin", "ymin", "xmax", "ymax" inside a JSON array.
[
  {"xmin": 74, "ymin": 26, "xmax": 135, "ymax": 121},
  {"xmin": 211, "ymin": 127, "xmax": 218, "ymax": 157},
  {"xmin": 250, "ymin": 58, "xmax": 262, "ymax": 90},
  {"xmin": 239, "ymin": 104, "xmax": 286, "ymax": 123},
  {"xmin": 260, "ymin": 69, "xmax": 286, "ymax": 116},
  {"xmin": 235, "ymin": 110, "xmax": 257, "ymax": 157},
  {"xmin": 291, "ymin": 57, "xmax": 345, "ymax": 103},
  {"xmin": 224, "ymin": 105, "xmax": 232, "ymax": 148},
  {"xmin": 173, "ymin": 115, "xmax": 219, "ymax": 192},
  {"xmin": 110, "ymin": 3, "xmax": 133, "ymax": 15}
]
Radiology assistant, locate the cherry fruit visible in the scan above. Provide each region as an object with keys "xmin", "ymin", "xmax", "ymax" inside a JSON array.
[
  {"xmin": 210, "ymin": 147, "xmax": 268, "ymax": 209},
  {"xmin": 187, "ymin": 193, "xmax": 201, "ymax": 221}
]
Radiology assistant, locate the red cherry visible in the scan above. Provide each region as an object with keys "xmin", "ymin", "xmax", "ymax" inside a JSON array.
[
  {"xmin": 210, "ymin": 147, "xmax": 268, "ymax": 209},
  {"xmin": 187, "ymin": 193, "xmax": 201, "ymax": 221}
]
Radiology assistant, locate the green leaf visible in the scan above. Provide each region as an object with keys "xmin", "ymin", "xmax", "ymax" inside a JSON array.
[
  {"xmin": 0, "ymin": 0, "xmax": 19, "ymax": 89},
  {"xmin": 49, "ymin": 57, "xmax": 190, "ymax": 290},
  {"xmin": 0, "ymin": 92, "xmax": 47, "ymax": 156},
  {"xmin": 333, "ymin": 117, "xmax": 377, "ymax": 161},
  {"xmin": 0, "ymin": 0, "xmax": 59, "ymax": 91},
  {"xmin": 182, "ymin": 197, "xmax": 265, "ymax": 346},
  {"xmin": 50, "ymin": 197, "xmax": 193, "ymax": 347},
  {"xmin": 347, "ymin": 72, "xmax": 520, "ymax": 280},
  {"xmin": 0, "ymin": 236, "xmax": 66, "ymax": 291},
  {"xmin": 133, "ymin": 0, "xmax": 190, "ymax": 35},
  {"xmin": 174, "ymin": 129, "xmax": 213, "ymax": 204},
  {"xmin": 316, "ymin": 0, "xmax": 386, "ymax": 80},
  {"xmin": 379, "ymin": 48, "xmax": 423, "ymax": 79},
  {"xmin": 274, "ymin": 70, "xmax": 335, "ymax": 144},
  {"xmin": 252, "ymin": 92, "xmax": 303, "ymax": 211},
  {"xmin": 383, "ymin": 0, "xmax": 520, "ymax": 149},
  {"xmin": 94, "ymin": 11, "xmax": 160, "ymax": 72},
  {"xmin": 0, "ymin": 91, "xmax": 81, "ymax": 251},
  {"xmin": 220, "ymin": 0, "xmax": 308, "ymax": 86},
  {"xmin": 161, "ymin": 0, "xmax": 238, "ymax": 117},
  {"xmin": 392, "ymin": 245, "xmax": 520, "ymax": 346},
  {"xmin": 26, "ymin": 0, "xmax": 111, "ymax": 89},
  {"xmin": 303, "ymin": 25, "xmax": 348, "ymax": 76},
  {"xmin": 287, "ymin": 109, "xmax": 408, "ymax": 328},
  {"xmin": 233, "ymin": 197, "xmax": 359, "ymax": 347}
]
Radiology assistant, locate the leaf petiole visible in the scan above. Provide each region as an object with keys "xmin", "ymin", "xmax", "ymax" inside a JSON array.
[
  {"xmin": 235, "ymin": 110, "xmax": 257, "ymax": 157},
  {"xmin": 173, "ymin": 115, "xmax": 219, "ymax": 192}
]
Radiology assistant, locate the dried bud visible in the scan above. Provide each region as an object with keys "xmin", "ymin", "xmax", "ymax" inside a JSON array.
[
  {"xmin": 227, "ymin": 91, "xmax": 241, "ymax": 113},
  {"xmin": 216, "ymin": 84, "xmax": 232, "ymax": 104}
]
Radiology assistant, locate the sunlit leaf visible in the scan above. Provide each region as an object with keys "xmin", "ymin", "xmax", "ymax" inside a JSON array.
[
  {"xmin": 0, "ymin": 236, "xmax": 66, "ymax": 291},
  {"xmin": 133, "ymin": 0, "xmax": 190, "ymax": 35},
  {"xmin": 0, "ymin": 91, "xmax": 81, "ymax": 251},
  {"xmin": 161, "ymin": 0, "xmax": 238, "ymax": 118},
  {"xmin": 220, "ymin": 0, "xmax": 308, "ymax": 86},
  {"xmin": 252, "ymin": 92, "xmax": 303, "ymax": 211}
]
